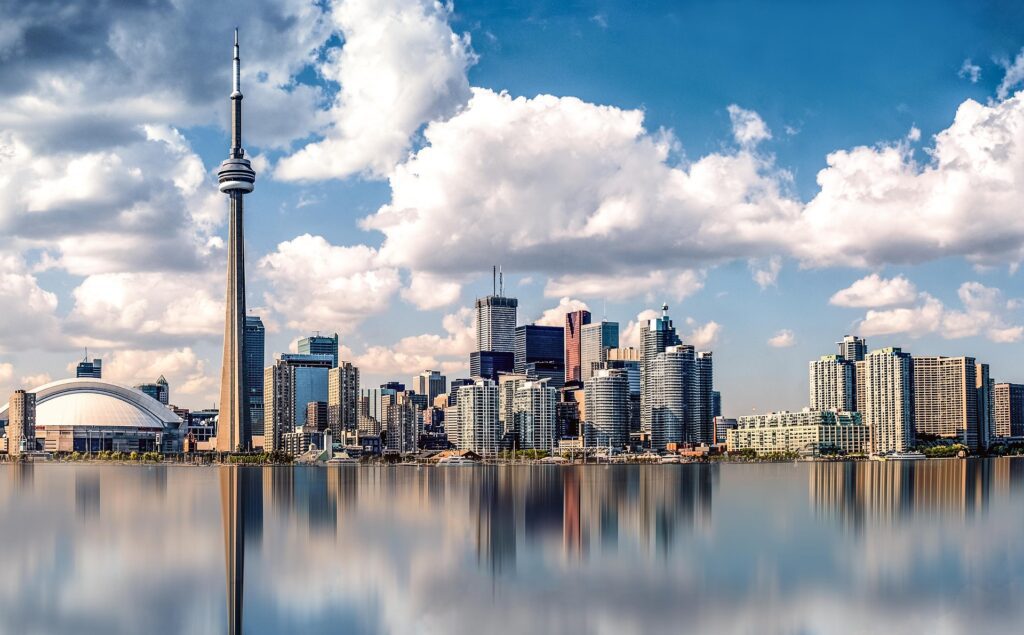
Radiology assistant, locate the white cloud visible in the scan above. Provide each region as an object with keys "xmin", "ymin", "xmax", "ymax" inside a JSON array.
[
  {"xmin": 620, "ymin": 310, "xmax": 719, "ymax": 350},
  {"xmin": 275, "ymin": 0, "xmax": 475, "ymax": 180},
  {"xmin": 856, "ymin": 282, "xmax": 1021, "ymax": 342},
  {"xmin": 829, "ymin": 274, "xmax": 918, "ymax": 308},
  {"xmin": 0, "ymin": 363, "xmax": 12, "ymax": 383},
  {"xmin": 767, "ymin": 329, "xmax": 795, "ymax": 348},
  {"xmin": 0, "ymin": 253, "xmax": 61, "ymax": 352},
  {"xmin": 621, "ymin": 309, "xmax": 661, "ymax": 349},
  {"xmin": 535, "ymin": 297, "xmax": 589, "ymax": 327},
  {"xmin": 959, "ymin": 58, "xmax": 981, "ymax": 84},
  {"xmin": 348, "ymin": 308, "xmax": 473, "ymax": 378},
  {"xmin": 748, "ymin": 256, "xmax": 781, "ymax": 289},
  {"xmin": 727, "ymin": 104, "xmax": 772, "ymax": 146},
  {"xmin": 102, "ymin": 347, "xmax": 216, "ymax": 403},
  {"xmin": 259, "ymin": 234, "xmax": 402, "ymax": 334},
  {"xmin": 906, "ymin": 126, "xmax": 921, "ymax": 142},
  {"xmin": 544, "ymin": 270, "xmax": 704, "ymax": 303},
  {"xmin": 401, "ymin": 271, "xmax": 465, "ymax": 310},
  {"xmin": 687, "ymin": 321, "xmax": 722, "ymax": 349},
  {"xmin": 997, "ymin": 48, "xmax": 1024, "ymax": 100},
  {"xmin": 20, "ymin": 373, "xmax": 50, "ymax": 388}
]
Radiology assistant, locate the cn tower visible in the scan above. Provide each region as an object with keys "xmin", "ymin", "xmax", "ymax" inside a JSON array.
[{"xmin": 215, "ymin": 29, "xmax": 256, "ymax": 452}]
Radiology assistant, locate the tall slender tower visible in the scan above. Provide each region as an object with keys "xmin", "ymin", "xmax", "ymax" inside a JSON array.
[{"xmin": 216, "ymin": 29, "xmax": 257, "ymax": 452}]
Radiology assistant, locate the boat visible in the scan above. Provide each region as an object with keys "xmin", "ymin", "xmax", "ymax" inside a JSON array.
[
  {"xmin": 871, "ymin": 451, "xmax": 926, "ymax": 462},
  {"xmin": 437, "ymin": 455, "xmax": 477, "ymax": 466},
  {"xmin": 659, "ymin": 455, "xmax": 682, "ymax": 464}
]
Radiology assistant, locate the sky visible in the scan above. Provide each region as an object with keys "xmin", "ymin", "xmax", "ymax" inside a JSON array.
[{"xmin": 1, "ymin": 0, "xmax": 1023, "ymax": 415}]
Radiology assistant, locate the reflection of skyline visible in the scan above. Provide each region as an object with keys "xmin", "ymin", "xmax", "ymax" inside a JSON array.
[{"xmin": 810, "ymin": 459, "xmax": 1024, "ymax": 532}]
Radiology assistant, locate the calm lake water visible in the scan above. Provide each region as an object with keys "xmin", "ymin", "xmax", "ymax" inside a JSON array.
[{"xmin": 1, "ymin": 459, "xmax": 1022, "ymax": 634}]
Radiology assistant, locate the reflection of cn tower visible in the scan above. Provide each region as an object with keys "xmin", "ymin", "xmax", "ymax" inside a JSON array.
[{"xmin": 220, "ymin": 466, "xmax": 245, "ymax": 635}]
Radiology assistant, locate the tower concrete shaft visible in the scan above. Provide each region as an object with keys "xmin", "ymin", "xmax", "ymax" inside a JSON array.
[{"xmin": 216, "ymin": 29, "xmax": 256, "ymax": 452}]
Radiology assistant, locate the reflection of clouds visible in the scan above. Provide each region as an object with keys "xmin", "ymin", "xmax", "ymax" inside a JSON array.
[{"xmin": 3, "ymin": 461, "xmax": 1024, "ymax": 633}]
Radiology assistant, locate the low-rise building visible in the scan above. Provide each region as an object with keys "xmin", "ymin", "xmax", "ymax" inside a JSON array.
[{"xmin": 727, "ymin": 409, "xmax": 868, "ymax": 456}]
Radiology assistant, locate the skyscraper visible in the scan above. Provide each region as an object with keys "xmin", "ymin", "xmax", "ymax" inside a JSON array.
[
  {"xmin": 328, "ymin": 362, "xmax": 360, "ymax": 439},
  {"xmin": 640, "ymin": 304, "xmax": 680, "ymax": 432},
  {"xmin": 994, "ymin": 383, "xmax": 1024, "ymax": 438},
  {"xmin": 864, "ymin": 347, "xmax": 914, "ymax": 455},
  {"xmin": 298, "ymin": 333, "xmax": 339, "ymax": 367},
  {"xmin": 457, "ymin": 379, "xmax": 502, "ymax": 455},
  {"xmin": 6, "ymin": 390, "xmax": 36, "ymax": 456},
  {"xmin": 583, "ymin": 369, "xmax": 630, "ymax": 449},
  {"xmin": 262, "ymin": 354, "xmax": 332, "ymax": 451},
  {"xmin": 474, "ymin": 274, "xmax": 518, "ymax": 353},
  {"xmin": 912, "ymin": 356, "xmax": 983, "ymax": 451},
  {"xmin": 514, "ymin": 325, "xmax": 564, "ymax": 373},
  {"xmin": 135, "ymin": 376, "xmax": 169, "ymax": 405},
  {"xmin": 564, "ymin": 309, "xmax": 592, "ymax": 383},
  {"xmin": 382, "ymin": 392, "xmax": 418, "ymax": 453},
  {"xmin": 580, "ymin": 320, "xmax": 619, "ymax": 382},
  {"xmin": 649, "ymin": 345, "xmax": 691, "ymax": 451},
  {"xmin": 76, "ymin": 356, "xmax": 102, "ymax": 379},
  {"xmin": 837, "ymin": 335, "xmax": 867, "ymax": 362},
  {"xmin": 245, "ymin": 316, "xmax": 265, "ymax": 434},
  {"xmin": 412, "ymin": 370, "xmax": 447, "ymax": 404},
  {"xmin": 977, "ymin": 362, "xmax": 994, "ymax": 448},
  {"xmin": 470, "ymin": 350, "xmax": 515, "ymax": 382},
  {"xmin": 692, "ymin": 351, "xmax": 715, "ymax": 444},
  {"xmin": 216, "ymin": 30, "xmax": 257, "ymax": 453},
  {"xmin": 512, "ymin": 379, "xmax": 558, "ymax": 451},
  {"xmin": 809, "ymin": 354, "xmax": 856, "ymax": 412}
]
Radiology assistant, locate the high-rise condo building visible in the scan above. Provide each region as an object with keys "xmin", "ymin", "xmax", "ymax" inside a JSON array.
[
  {"xmin": 809, "ymin": 354, "xmax": 856, "ymax": 412},
  {"xmin": 475, "ymin": 291, "xmax": 518, "ymax": 354},
  {"xmin": 411, "ymin": 370, "xmax": 447, "ymax": 404},
  {"xmin": 977, "ymin": 363, "xmax": 994, "ymax": 448},
  {"xmin": 514, "ymin": 325, "xmax": 564, "ymax": 373},
  {"xmin": 640, "ymin": 304, "xmax": 680, "ymax": 433},
  {"xmin": 76, "ymin": 356, "xmax": 102, "ymax": 379},
  {"xmin": 447, "ymin": 379, "xmax": 474, "ymax": 406},
  {"xmin": 6, "ymin": 390, "xmax": 36, "ymax": 456},
  {"xmin": 215, "ymin": 30, "xmax": 257, "ymax": 453},
  {"xmin": 512, "ymin": 379, "xmax": 558, "ymax": 451},
  {"xmin": 912, "ymin": 356, "xmax": 983, "ymax": 450},
  {"xmin": 728, "ymin": 410, "xmax": 868, "ymax": 456},
  {"xmin": 837, "ymin": 335, "xmax": 867, "ymax": 362},
  {"xmin": 711, "ymin": 390, "xmax": 722, "ymax": 418},
  {"xmin": 994, "ymin": 383, "xmax": 1024, "ymax": 438},
  {"xmin": 328, "ymin": 362, "xmax": 359, "ymax": 439},
  {"xmin": 564, "ymin": 309, "xmax": 592, "ymax": 383},
  {"xmin": 383, "ymin": 392, "xmax": 418, "ymax": 454},
  {"xmin": 245, "ymin": 316, "xmax": 265, "ymax": 433},
  {"xmin": 603, "ymin": 358, "xmax": 640, "ymax": 432},
  {"xmin": 262, "ymin": 354, "xmax": 332, "ymax": 451},
  {"xmin": 135, "ymin": 376, "xmax": 170, "ymax": 405},
  {"xmin": 855, "ymin": 360, "xmax": 867, "ymax": 413},
  {"xmin": 584, "ymin": 369, "xmax": 630, "ymax": 449},
  {"xmin": 470, "ymin": 351, "xmax": 515, "ymax": 382},
  {"xmin": 456, "ymin": 379, "xmax": 501, "ymax": 455},
  {"xmin": 649, "ymin": 345, "xmax": 691, "ymax": 450},
  {"xmin": 297, "ymin": 333, "xmax": 339, "ymax": 368},
  {"xmin": 692, "ymin": 351, "xmax": 715, "ymax": 444},
  {"xmin": 864, "ymin": 347, "xmax": 914, "ymax": 455},
  {"xmin": 305, "ymin": 401, "xmax": 328, "ymax": 432},
  {"xmin": 580, "ymin": 321, "xmax": 619, "ymax": 382},
  {"xmin": 498, "ymin": 374, "xmax": 529, "ymax": 440}
]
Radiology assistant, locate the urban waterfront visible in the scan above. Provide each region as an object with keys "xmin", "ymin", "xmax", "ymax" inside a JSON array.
[{"xmin": 2, "ymin": 460, "xmax": 1023, "ymax": 634}]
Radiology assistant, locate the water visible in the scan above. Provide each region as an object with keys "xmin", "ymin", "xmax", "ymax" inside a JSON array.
[{"xmin": 1, "ymin": 459, "xmax": 1023, "ymax": 634}]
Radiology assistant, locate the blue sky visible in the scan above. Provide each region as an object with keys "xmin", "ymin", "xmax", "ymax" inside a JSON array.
[{"xmin": 0, "ymin": 0, "xmax": 1022, "ymax": 414}]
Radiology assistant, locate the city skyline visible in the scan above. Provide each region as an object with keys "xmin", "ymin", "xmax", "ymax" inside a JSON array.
[{"xmin": 1, "ymin": 1, "xmax": 1024, "ymax": 416}]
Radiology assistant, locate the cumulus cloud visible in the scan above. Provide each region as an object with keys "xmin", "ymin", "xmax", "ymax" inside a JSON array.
[
  {"xmin": 545, "ymin": 270, "xmax": 704, "ymax": 303},
  {"xmin": 687, "ymin": 320, "xmax": 722, "ymax": 349},
  {"xmin": 959, "ymin": 58, "xmax": 981, "ymax": 84},
  {"xmin": 621, "ymin": 310, "xmax": 719, "ymax": 350},
  {"xmin": 997, "ymin": 48, "xmax": 1024, "ymax": 100},
  {"xmin": 727, "ymin": 104, "xmax": 772, "ymax": 146},
  {"xmin": 767, "ymin": 329, "xmax": 796, "ymax": 348},
  {"xmin": 749, "ymin": 256, "xmax": 782, "ymax": 289},
  {"xmin": 829, "ymin": 274, "xmax": 918, "ymax": 308},
  {"xmin": 401, "ymin": 271, "xmax": 465, "ymax": 310},
  {"xmin": 259, "ymin": 234, "xmax": 402, "ymax": 334},
  {"xmin": 0, "ymin": 253, "xmax": 61, "ymax": 352},
  {"xmin": 102, "ymin": 348, "xmax": 216, "ymax": 402},
  {"xmin": 348, "ymin": 308, "xmax": 474, "ymax": 379},
  {"xmin": 20, "ymin": 373, "xmax": 50, "ymax": 388},
  {"xmin": 275, "ymin": 0, "xmax": 475, "ymax": 180},
  {"xmin": 535, "ymin": 297, "xmax": 590, "ymax": 327},
  {"xmin": 856, "ymin": 282, "xmax": 1021, "ymax": 342}
]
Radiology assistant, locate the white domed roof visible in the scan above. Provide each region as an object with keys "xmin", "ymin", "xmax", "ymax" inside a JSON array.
[{"xmin": 0, "ymin": 379, "xmax": 181, "ymax": 430}]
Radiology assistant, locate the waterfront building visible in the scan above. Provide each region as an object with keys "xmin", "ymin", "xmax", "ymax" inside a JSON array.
[
  {"xmin": 514, "ymin": 325, "xmax": 564, "ymax": 373},
  {"xmin": 727, "ymin": 410, "xmax": 868, "ymax": 456},
  {"xmin": 1, "ymin": 380, "xmax": 183, "ymax": 453},
  {"xmin": 855, "ymin": 360, "xmax": 867, "ymax": 413},
  {"xmin": 76, "ymin": 356, "xmax": 102, "ymax": 379},
  {"xmin": 215, "ymin": 30, "xmax": 257, "ymax": 453},
  {"xmin": 475, "ymin": 284, "xmax": 518, "ymax": 353},
  {"xmin": 810, "ymin": 355, "xmax": 856, "ymax": 412},
  {"xmin": 280, "ymin": 430, "xmax": 323, "ymax": 455},
  {"xmin": 263, "ymin": 354, "xmax": 332, "ymax": 451},
  {"xmin": 580, "ymin": 321, "xmax": 619, "ymax": 382},
  {"xmin": 470, "ymin": 350, "xmax": 514, "ymax": 382},
  {"xmin": 994, "ymin": 383, "xmax": 1024, "ymax": 438},
  {"xmin": 297, "ymin": 333, "xmax": 339, "ymax": 367},
  {"xmin": 864, "ymin": 347, "xmax": 914, "ymax": 454},
  {"xmin": 556, "ymin": 400, "xmax": 580, "ymax": 439},
  {"xmin": 837, "ymin": 335, "xmax": 867, "ymax": 362},
  {"xmin": 912, "ymin": 356, "xmax": 984, "ymax": 450},
  {"xmin": 5, "ymin": 390, "xmax": 36, "ymax": 456},
  {"xmin": 444, "ymin": 404, "xmax": 461, "ymax": 448},
  {"xmin": 649, "ymin": 345, "xmax": 691, "ymax": 451},
  {"xmin": 383, "ymin": 392, "xmax": 418, "ymax": 454},
  {"xmin": 640, "ymin": 304, "xmax": 681, "ymax": 433},
  {"xmin": 583, "ymin": 369, "xmax": 630, "ymax": 449},
  {"xmin": 305, "ymin": 401, "xmax": 328, "ymax": 432},
  {"xmin": 244, "ymin": 315, "xmax": 265, "ymax": 434},
  {"xmin": 564, "ymin": 309, "xmax": 592, "ymax": 383},
  {"xmin": 512, "ymin": 379, "xmax": 558, "ymax": 451},
  {"xmin": 411, "ymin": 370, "xmax": 447, "ymax": 405},
  {"xmin": 456, "ymin": 379, "xmax": 501, "ymax": 456},
  {"xmin": 692, "ymin": 351, "xmax": 715, "ymax": 444},
  {"xmin": 135, "ymin": 376, "xmax": 170, "ymax": 406},
  {"xmin": 715, "ymin": 417, "xmax": 737, "ymax": 444},
  {"xmin": 977, "ymin": 363, "xmax": 994, "ymax": 448},
  {"xmin": 498, "ymin": 374, "xmax": 529, "ymax": 440},
  {"xmin": 603, "ymin": 358, "xmax": 640, "ymax": 432},
  {"xmin": 327, "ymin": 362, "xmax": 359, "ymax": 439}
]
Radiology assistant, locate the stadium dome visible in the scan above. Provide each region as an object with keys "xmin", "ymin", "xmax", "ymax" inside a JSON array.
[{"xmin": 1, "ymin": 379, "xmax": 183, "ymax": 453}]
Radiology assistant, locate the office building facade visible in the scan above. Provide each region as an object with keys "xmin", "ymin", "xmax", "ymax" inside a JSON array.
[
  {"xmin": 76, "ymin": 357, "xmax": 102, "ymax": 379},
  {"xmin": 564, "ymin": 309, "xmax": 592, "ymax": 383},
  {"xmin": 328, "ymin": 362, "xmax": 360, "ymax": 439},
  {"xmin": 514, "ymin": 325, "xmax": 564, "ymax": 373},
  {"xmin": 262, "ymin": 354, "xmax": 332, "ymax": 451},
  {"xmin": 412, "ymin": 370, "xmax": 447, "ymax": 405},
  {"xmin": 135, "ymin": 376, "xmax": 170, "ymax": 406},
  {"xmin": 244, "ymin": 315, "xmax": 265, "ymax": 434},
  {"xmin": 580, "ymin": 321, "xmax": 619, "ymax": 382},
  {"xmin": 994, "ymin": 383, "xmax": 1024, "ymax": 438},
  {"xmin": 470, "ymin": 350, "xmax": 515, "ymax": 382},
  {"xmin": 475, "ymin": 295, "xmax": 518, "ymax": 353},
  {"xmin": 297, "ymin": 333, "xmax": 339, "ymax": 367}
]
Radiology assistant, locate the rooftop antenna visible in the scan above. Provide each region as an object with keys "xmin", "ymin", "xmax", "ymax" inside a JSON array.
[
  {"xmin": 499, "ymin": 266, "xmax": 504, "ymax": 296},
  {"xmin": 662, "ymin": 302, "xmax": 669, "ymax": 318},
  {"xmin": 492, "ymin": 265, "xmax": 496, "ymax": 296}
]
